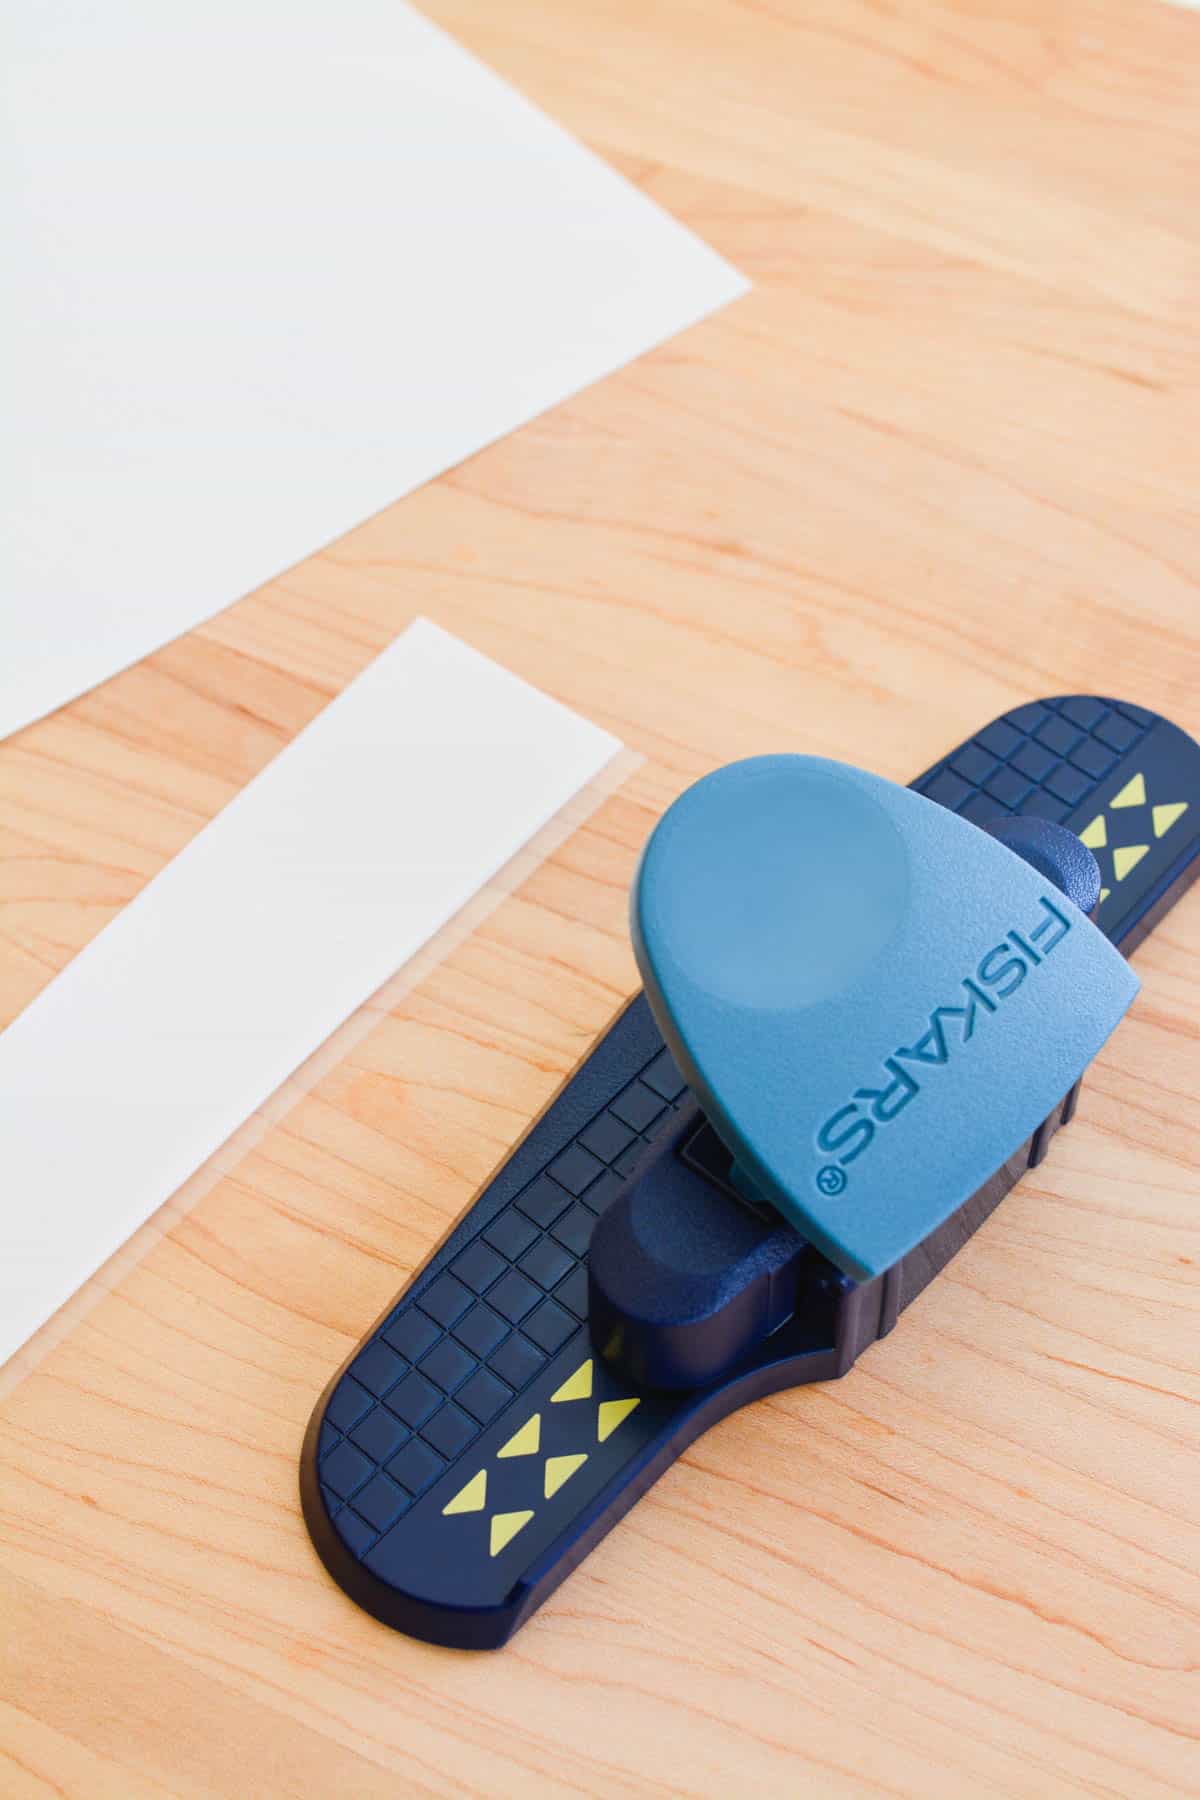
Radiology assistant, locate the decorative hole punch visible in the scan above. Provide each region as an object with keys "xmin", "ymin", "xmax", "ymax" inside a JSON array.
[{"xmin": 301, "ymin": 697, "xmax": 1199, "ymax": 1648}]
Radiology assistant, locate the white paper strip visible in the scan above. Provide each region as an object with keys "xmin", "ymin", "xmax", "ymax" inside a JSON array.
[
  {"xmin": 0, "ymin": 0, "xmax": 747, "ymax": 741},
  {"xmin": 0, "ymin": 620, "xmax": 622, "ymax": 1366}
]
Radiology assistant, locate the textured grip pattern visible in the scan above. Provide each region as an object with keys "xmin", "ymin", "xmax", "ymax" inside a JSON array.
[
  {"xmin": 316, "ymin": 1048, "xmax": 688, "ymax": 1557},
  {"xmin": 912, "ymin": 695, "xmax": 1153, "ymax": 824}
]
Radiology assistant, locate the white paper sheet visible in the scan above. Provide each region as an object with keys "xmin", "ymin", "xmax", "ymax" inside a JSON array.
[
  {"xmin": 0, "ymin": 620, "xmax": 622, "ymax": 1366},
  {"xmin": 0, "ymin": 2, "xmax": 746, "ymax": 742}
]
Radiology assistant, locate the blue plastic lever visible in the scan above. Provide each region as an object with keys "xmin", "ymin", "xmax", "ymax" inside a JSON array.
[{"xmin": 631, "ymin": 756, "xmax": 1140, "ymax": 1280}]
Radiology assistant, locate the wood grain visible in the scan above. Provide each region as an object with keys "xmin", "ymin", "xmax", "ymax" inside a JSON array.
[{"xmin": 2, "ymin": 0, "xmax": 1199, "ymax": 1793}]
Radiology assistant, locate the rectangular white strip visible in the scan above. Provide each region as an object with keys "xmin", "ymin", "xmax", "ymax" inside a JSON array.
[
  {"xmin": 0, "ymin": 620, "xmax": 622, "ymax": 1365},
  {"xmin": 0, "ymin": 0, "xmax": 747, "ymax": 741}
]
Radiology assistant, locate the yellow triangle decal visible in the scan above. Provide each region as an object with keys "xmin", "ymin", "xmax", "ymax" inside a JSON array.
[
  {"xmin": 498, "ymin": 1413, "xmax": 541, "ymax": 1459},
  {"xmin": 551, "ymin": 1359, "xmax": 593, "ymax": 1403},
  {"xmin": 1099, "ymin": 888, "xmax": 1111, "ymax": 904},
  {"xmin": 489, "ymin": 1510, "xmax": 533, "ymax": 1557},
  {"xmin": 442, "ymin": 1470, "xmax": 487, "ymax": 1516},
  {"xmin": 1112, "ymin": 843, "xmax": 1149, "ymax": 881},
  {"xmin": 1111, "ymin": 772, "xmax": 1145, "ymax": 810},
  {"xmin": 1152, "ymin": 801, "xmax": 1188, "ymax": 838},
  {"xmin": 1078, "ymin": 814, "xmax": 1107, "ymax": 850},
  {"xmin": 544, "ymin": 1453, "xmax": 588, "ymax": 1498},
  {"xmin": 597, "ymin": 1397, "xmax": 640, "ymax": 1443}
]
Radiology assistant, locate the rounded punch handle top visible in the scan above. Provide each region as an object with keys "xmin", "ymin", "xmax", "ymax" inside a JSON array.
[{"xmin": 630, "ymin": 755, "xmax": 1139, "ymax": 1280}]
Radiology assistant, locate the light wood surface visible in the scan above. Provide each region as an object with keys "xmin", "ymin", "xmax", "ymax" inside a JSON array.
[{"xmin": 3, "ymin": 1, "xmax": 1199, "ymax": 1793}]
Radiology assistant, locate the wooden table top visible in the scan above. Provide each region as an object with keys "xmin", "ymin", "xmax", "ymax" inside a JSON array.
[{"xmin": 3, "ymin": 1, "xmax": 1198, "ymax": 1793}]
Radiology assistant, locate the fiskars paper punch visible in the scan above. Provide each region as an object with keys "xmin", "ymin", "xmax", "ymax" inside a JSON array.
[{"xmin": 301, "ymin": 696, "xmax": 1199, "ymax": 1648}]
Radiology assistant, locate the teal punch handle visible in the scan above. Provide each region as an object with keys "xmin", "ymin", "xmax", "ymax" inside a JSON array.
[{"xmin": 631, "ymin": 758, "xmax": 1140, "ymax": 1280}]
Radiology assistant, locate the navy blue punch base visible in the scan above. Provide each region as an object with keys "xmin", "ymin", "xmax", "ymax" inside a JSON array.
[{"xmin": 300, "ymin": 696, "xmax": 1199, "ymax": 1648}]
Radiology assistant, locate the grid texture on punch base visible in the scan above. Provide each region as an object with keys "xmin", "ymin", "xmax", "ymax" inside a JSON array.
[
  {"xmin": 912, "ymin": 696, "xmax": 1154, "ymax": 826},
  {"xmin": 316, "ymin": 1047, "xmax": 688, "ymax": 1557}
]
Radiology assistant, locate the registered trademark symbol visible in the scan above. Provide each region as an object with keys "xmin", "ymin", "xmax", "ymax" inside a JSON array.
[{"xmin": 816, "ymin": 1164, "xmax": 847, "ymax": 1197}]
